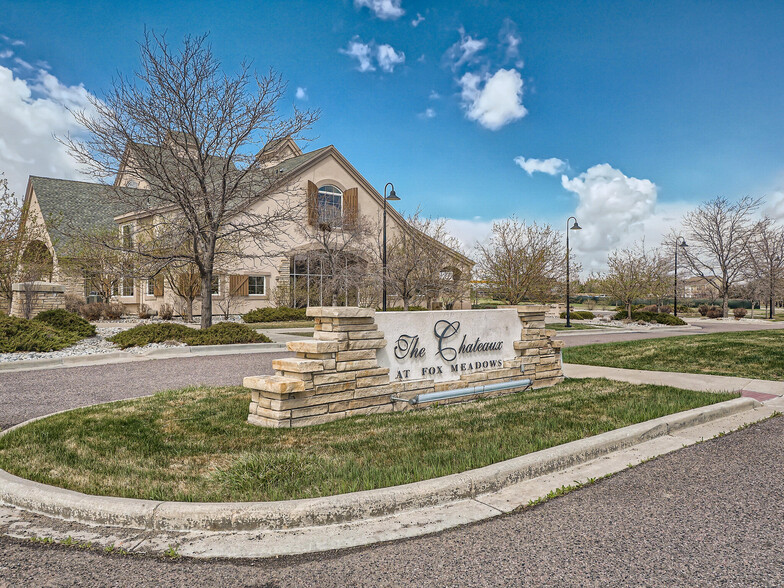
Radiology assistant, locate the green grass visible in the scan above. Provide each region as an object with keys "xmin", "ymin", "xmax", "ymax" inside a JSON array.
[
  {"xmin": 549, "ymin": 323, "xmax": 602, "ymax": 331},
  {"xmin": 108, "ymin": 322, "xmax": 271, "ymax": 348},
  {"xmin": 563, "ymin": 330, "xmax": 784, "ymax": 380},
  {"xmin": 246, "ymin": 320, "xmax": 315, "ymax": 329},
  {"xmin": 0, "ymin": 379, "xmax": 735, "ymax": 502}
]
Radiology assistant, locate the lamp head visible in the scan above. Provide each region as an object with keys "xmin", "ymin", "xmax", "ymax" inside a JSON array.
[
  {"xmin": 386, "ymin": 189, "xmax": 400, "ymax": 201},
  {"xmin": 570, "ymin": 220, "xmax": 582, "ymax": 230},
  {"xmin": 679, "ymin": 239, "xmax": 688, "ymax": 248}
]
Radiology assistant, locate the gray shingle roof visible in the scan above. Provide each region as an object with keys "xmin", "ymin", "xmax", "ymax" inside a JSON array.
[{"xmin": 30, "ymin": 176, "xmax": 135, "ymax": 255}]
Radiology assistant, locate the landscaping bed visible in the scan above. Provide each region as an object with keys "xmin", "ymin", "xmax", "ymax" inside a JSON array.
[
  {"xmin": 563, "ymin": 331, "xmax": 784, "ymax": 380},
  {"xmin": 0, "ymin": 379, "xmax": 736, "ymax": 502}
]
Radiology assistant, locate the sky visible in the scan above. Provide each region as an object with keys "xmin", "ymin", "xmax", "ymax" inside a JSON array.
[{"xmin": 2, "ymin": 0, "xmax": 784, "ymax": 273}]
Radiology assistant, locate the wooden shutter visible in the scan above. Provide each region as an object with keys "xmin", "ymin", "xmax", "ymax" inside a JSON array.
[
  {"xmin": 230, "ymin": 275, "xmax": 249, "ymax": 296},
  {"xmin": 307, "ymin": 181, "xmax": 318, "ymax": 226},
  {"xmin": 342, "ymin": 187, "xmax": 358, "ymax": 228},
  {"xmin": 153, "ymin": 276, "xmax": 164, "ymax": 297}
]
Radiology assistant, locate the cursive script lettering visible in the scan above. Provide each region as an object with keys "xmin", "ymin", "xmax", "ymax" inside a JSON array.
[
  {"xmin": 433, "ymin": 320, "xmax": 460, "ymax": 362},
  {"xmin": 394, "ymin": 334, "xmax": 426, "ymax": 360}
]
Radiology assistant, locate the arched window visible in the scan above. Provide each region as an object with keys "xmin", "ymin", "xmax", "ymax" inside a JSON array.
[{"xmin": 317, "ymin": 184, "xmax": 342, "ymax": 225}]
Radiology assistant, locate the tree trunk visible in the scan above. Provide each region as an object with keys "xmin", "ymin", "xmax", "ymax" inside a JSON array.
[
  {"xmin": 201, "ymin": 271, "xmax": 213, "ymax": 329},
  {"xmin": 627, "ymin": 301, "xmax": 633, "ymax": 319},
  {"xmin": 722, "ymin": 291, "xmax": 730, "ymax": 318},
  {"xmin": 185, "ymin": 298, "xmax": 193, "ymax": 323}
]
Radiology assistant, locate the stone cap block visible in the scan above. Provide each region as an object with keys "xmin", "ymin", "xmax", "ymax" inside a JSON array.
[
  {"xmin": 286, "ymin": 340, "xmax": 339, "ymax": 354},
  {"xmin": 12, "ymin": 282, "xmax": 65, "ymax": 293},
  {"xmin": 272, "ymin": 358, "xmax": 325, "ymax": 373},
  {"xmin": 306, "ymin": 306, "xmax": 376, "ymax": 319},
  {"xmin": 243, "ymin": 375, "xmax": 305, "ymax": 394}
]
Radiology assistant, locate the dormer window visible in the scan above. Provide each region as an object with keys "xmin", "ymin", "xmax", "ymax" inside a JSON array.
[{"xmin": 317, "ymin": 185, "xmax": 342, "ymax": 225}]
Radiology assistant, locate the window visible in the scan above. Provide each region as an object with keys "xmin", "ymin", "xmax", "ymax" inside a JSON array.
[
  {"xmin": 248, "ymin": 276, "xmax": 265, "ymax": 295},
  {"xmin": 112, "ymin": 277, "xmax": 134, "ymax": 297},
  {"xmin": 211, "ymin": 275, "xmax": 220, "ymax": 295},
  {"xmin": 146, "ymin": 278, "xmax": 155, "ymax": 296},
  {"xmin": 317, "ymin": 185, "xmax": 342, "ymax": 225},
  {"xmin": 126, "ymin": 180, "xmax": 139, "ymax": 188},
  {"xmin": 121, "ymin": 224, "xmax": 133, "ymax": 249}
]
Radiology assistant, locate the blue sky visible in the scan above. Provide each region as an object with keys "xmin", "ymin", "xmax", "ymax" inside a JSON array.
[{"xmin": 2, "ymin": 0, "xmax": 784, "ymax": 270}]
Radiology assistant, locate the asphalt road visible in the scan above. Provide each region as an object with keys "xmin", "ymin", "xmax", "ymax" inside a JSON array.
[
  {"xmin": 0, "ymin": 352, "xmax": 290, "ymax": 429},
  {"xmin": 1, "ymin": 414, "xmax": 781, "ymax": 586},
  {"xmin": 560, "ymin": 318, "xmax": 784, "ymax": 347}
]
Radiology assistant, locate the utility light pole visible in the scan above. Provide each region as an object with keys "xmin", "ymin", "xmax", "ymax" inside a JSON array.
[
  {"xmin": 382, "ymin": 183, "xmax": 400, "ymax": 311},
  {"xmin": 565, "ymin": 217, "xmax": 581, "ymax": 328}
]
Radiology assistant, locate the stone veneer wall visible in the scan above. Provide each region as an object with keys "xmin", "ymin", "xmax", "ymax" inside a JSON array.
[
  {"xmin": 245, "ymin": 305, "xmax": 564, "ymax": 428},
  {"xmin": 10, "ymin": 282, "xmax": 66, "ymax": 319}
]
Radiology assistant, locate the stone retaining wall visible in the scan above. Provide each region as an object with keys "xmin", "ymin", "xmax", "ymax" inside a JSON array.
[
  {"xmin": 10, "ymin": 282, "xmax": 66, "ymax": 319},
  {"xmin": 245, "ymin": 305, "xmax": 564, "ymax": 428}
]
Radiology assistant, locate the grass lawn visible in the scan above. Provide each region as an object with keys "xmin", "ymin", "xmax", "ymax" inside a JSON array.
[
  {"xmin": 247, "ymin": 320, "xmax": 315, "ymax": 329},
  {"xmin": 0, "ymin": 380, "xmax": 735, "ymax": 503},
  {"xmin": 563, "ymin": 330, "xmax": 784, "ymax": 380},
  {"xmin": 549, "ymin": 322, "xmax": 603, "ymax": 331}
]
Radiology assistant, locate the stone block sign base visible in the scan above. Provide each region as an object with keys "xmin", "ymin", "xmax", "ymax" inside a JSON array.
[
  {"xmin": 10, "ymin": 282, "xmax": 66, "ymax": 319},
  {"xmin": 244, "ymin": 306, "xmax": 564, "ymax": 428}
]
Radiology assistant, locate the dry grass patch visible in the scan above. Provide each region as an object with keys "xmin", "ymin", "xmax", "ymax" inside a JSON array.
[{"xmin": 0, "ymin": 381, "xmax": 736, "ymax": 502}]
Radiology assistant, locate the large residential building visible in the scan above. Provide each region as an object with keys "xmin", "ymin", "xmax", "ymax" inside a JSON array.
[{"xmin": 17, "ymin": 136, "xmax": 472, "ymax": 317}]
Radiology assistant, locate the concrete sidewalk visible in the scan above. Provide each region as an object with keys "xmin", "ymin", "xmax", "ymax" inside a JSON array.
[{"xmin": 563, "ymin": 363, "xmax": 784, "ymax": 397}]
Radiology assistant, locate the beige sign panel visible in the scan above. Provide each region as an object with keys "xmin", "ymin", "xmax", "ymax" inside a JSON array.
[{"xmin": 375, "ymin": 309, "xmax": 520, "ymax": 382}]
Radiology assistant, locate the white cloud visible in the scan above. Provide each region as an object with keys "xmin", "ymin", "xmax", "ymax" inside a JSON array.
[
  {"xmin": 354, "ymin": 0, "xmax": 404, "ymax": 20},
  {"xmin": 458, "ymin": 69, "xmax": 527, "ymax": 130},
  {"xmin": 418, "ymin": 107, "xmax": 436, "ymax": 119},
  {"xmin": 13, "ymin": 56, "xmax": 33, "ymax": 70},
  {"xmin": 295, "ymin": 87, "xmax": 308, "ymax": 100},
  {"xmin": 0, "ymin": 49, "xmax": 12, "ymax": 59},
  {"xmin": 514, "ymin": 156, "xmax": 566, "ymax": 176},
  {"xmin": 443, "ymin": 217, "xmax": 497, "ymax": 254},
  {"xmin": 561, "ymin": 164, "xmax": 665, "ymax": 272},
  {"xmin": 0, "ymin": 65, "xmax": 94, "ymax": 196},
  {"xmin": 411, "ymin": 13, "xmax": 424, "ymax": 27},
  {"xmin": 1, "ymin": 35, "xmax": 24, "ymax": 47},
  {"xmin": 340, "ymin": 39, "xmax": 376, "ymax": 72},
  {"xmin": 762, "ymin": 190, "xmax": 784, "ymax": 222},
  {"xmin": 499, "ymin": 19, "xmax": 524, "ymax": 68},
  {"xmin": 445, "ymin": 28, "xmax": 487, "ymax": 71},
  {"xmin": 428, "ymin": 90, "xmax": 440, "ymax": 100},
  {"xmin": 377, "ymin": 44, "xmax": 405, "ymax": 72},
  {"xmin": 341, "ymin": 38, "xmax": 405, "ymax": 73}
]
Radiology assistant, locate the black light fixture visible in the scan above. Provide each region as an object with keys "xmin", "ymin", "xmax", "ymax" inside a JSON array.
[
  {"xmin": 382, "ymin": 183, "xmax": 400, "ymax": 311},
  {"xmin": 565, "ymin": 217, "xmax": 582, "ymax": 328},
  {"xmin": 674, "ymin": 237, "xmax": 688, "ymax": 317},
  {"xmin": 771, "ymin": 256, "xmax": 781, "ymax": 320}
]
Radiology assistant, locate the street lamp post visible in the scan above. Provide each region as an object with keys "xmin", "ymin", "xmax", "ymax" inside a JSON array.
[
  {"xmin": 674, "ymin": 237, "xmax": 688, "ymax": 317},
  {"xmin": 771, "ymin": 257, "xmax": 781, "ymax": 320},
  {"xmin": 565, "ymin": 217, "xmax": 582, "ymax": 328},
  {"xmin": 382, "ymin": 183, "xmax": 400, "ymax": 312}
]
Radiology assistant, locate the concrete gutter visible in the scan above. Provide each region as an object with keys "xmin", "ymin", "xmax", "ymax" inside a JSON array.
[
  {"xmin": 0, "ymin": 342, "xmax": 288, "ymax": 373},
  {"xmin": 0, "ymin": 396, "xmax": 761, "ymax": 534}
]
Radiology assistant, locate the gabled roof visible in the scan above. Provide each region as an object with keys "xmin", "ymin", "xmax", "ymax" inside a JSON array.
[{"xmin": 28, "ymin": 176, "xmax": 136, "ymax": 255}]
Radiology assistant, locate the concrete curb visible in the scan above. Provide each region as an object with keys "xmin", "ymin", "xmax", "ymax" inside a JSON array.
[
  {"xmin": 0, "ymin": 396, "xmax": 760, "ymax": 533},
  {"xmin": 0, "ymin": 342, "xmax": 288, "ymax": 373}
]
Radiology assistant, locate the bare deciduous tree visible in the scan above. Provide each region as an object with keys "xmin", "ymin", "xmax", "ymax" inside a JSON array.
[
  {"xmin": 62, "ymin": 32, "xmax": 318, "ymax": 327},
  {"xmin": 476, "ymin": 218, "xmax": 567, "ymax": 305},
  {"xmin": 745, "ymin": 220, "xmax": 784, "ymax": 318},
  {"xmin": 680, "ymin": 196, "xmax": 761, "ymax": 317},
  {"xmin": 601, "ymin": 242, "xmax": 670, "ymax": 319}
]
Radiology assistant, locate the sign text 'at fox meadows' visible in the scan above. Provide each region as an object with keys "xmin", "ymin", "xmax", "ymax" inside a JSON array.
[{"xmin": 375, "ymin": 309, "xmax": 520, "ymax": 382}]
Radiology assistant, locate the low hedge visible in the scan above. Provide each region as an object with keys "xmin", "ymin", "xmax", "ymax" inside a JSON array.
[
  {"xmin": 560, "ymin": 310, "xmax": 595, "ymax": 320},
  {"xmin": 108, "ymin": 322, "xmax": 271, "ymax": 349},
  {"xmin": 242, "ymin": 307, "xmax": 308, "ymax": 323},
  {"xmin": 380, "ymin": 306, "xmax": 428, "ymax": 312},
  {"xmin": 0, "ymin": 314, "xmax": 83, "ymax": 353},
  {"xmin": 34, "ymin": 309, "xmax": 96, "ymax": 338},
  {"xmin": 613, "ymin": 310, "xmax": 687, "ymax": 326}
]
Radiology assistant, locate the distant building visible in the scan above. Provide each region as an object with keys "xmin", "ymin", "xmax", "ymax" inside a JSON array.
[{"xmin": 681, "ymin": 276, "xmax": 721, "ymax": 299}]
